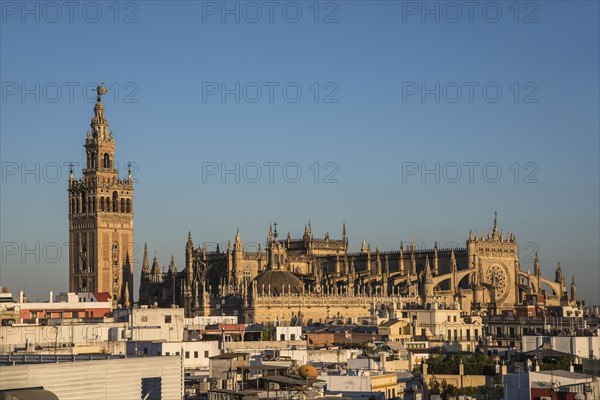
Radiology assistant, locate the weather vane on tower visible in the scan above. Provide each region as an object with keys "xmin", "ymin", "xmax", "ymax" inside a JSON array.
[{"xmin": 96, "ymin": 82, "xmax": 108, "ymax": 102}]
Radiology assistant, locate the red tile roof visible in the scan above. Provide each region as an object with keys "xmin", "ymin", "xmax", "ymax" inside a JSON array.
[{"xmin": 92, "ymin": 292, "xmax": 112, "ymax": 302}]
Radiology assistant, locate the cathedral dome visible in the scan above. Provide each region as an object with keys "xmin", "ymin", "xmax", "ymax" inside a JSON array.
[{"xmin": 252, "ymin": 269, "xmax": 304, "ymax": 295}]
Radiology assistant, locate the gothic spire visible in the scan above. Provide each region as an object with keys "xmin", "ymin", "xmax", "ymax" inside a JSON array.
[
  {"xmin": 91, "ymin": 84, "xmax": 109, "ymax": 139},
  {"xmin": 169, "ymin": 255, "xmax": 176, "ymax": 274},
  {"xmin": 425, "ymin": 256, "xmax": 433, "ymax": 282},
  {"xmin": 555, "ymin": 261, "xmax": 563, "ymax": 283},
  {"xmin": 151, "ymin": 256, "xmax": 160, "ymax": 275},
  {"xmin": 142, "ymin": 243, "xmax": 149, "ymax": 274},
  {"xmin": 492, "ymin": 211, "xmax": 499, "ymax": 240},
  {"xmin": 124, "ymin": 281, "xmax": 130, "ymax": 308}
]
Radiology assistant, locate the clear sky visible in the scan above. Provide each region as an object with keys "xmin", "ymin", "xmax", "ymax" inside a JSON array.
[{"xmin": 1, "ymin": 1, "xmax": 598, "ymax": 305}]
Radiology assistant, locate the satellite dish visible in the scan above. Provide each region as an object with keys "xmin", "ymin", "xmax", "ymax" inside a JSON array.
[{"xmin": 574, "ymin": 394, "xmax": 585, "ymax": 400}]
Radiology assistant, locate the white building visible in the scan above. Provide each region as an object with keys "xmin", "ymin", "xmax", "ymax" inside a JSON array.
[
  {"xmin": 272, "ymin": 326, "xmax": 302, "ymax": 341},
  {"xmin": 503, "ymin": 370, "xmax": 599, "ymax": 400},
  {"xmin": 126, "ymin": 340, "xmax": 220, "ymax": 370},
  {"xmin": 522, "ymin": 332, "xmax": 600, "ymax": 360},
  {"xmin": 0, "ymin": 355, "xmax": 183, "ymax": 400}
]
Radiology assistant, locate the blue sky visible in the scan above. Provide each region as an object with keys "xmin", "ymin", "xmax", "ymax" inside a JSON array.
[{"xmin": 1, "ymin": 1, "xmax": 599, "ymax": 304}]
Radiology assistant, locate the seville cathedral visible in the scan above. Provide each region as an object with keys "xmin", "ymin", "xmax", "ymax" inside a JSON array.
[{"xmin": 69, "ymin": 87, "xmax": 578, "ymax": 321}]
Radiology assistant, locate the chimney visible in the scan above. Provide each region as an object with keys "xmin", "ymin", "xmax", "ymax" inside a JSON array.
[
  {"xmin": 49, "ymin": 290, "xmax": 53, "ymax": 303},
  {"xmin": 19, "ymin": 290, "xmax": 24, "ymax": 303}
]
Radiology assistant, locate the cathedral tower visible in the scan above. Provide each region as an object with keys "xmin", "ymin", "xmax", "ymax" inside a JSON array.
[{"xmin": 68, "ymin": 85, "xmax": 134, "ymax": 307}]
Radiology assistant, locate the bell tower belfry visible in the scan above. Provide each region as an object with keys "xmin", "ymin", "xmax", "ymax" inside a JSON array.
[{"xmin": 68, "ymin": 85, "xmax": 134, "ymax": 307}]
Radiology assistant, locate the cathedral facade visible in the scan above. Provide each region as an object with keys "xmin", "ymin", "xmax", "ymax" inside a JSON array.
[
  {"xmin": 139, "ymin": 216, "xmax": 578, "ymax": 324},
  {"xmin": 68, "ymin": 86, "xmax": 134, "ymax": 307}
]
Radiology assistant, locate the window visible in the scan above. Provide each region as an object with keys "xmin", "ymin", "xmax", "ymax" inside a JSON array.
[
  {"xmin": 475, "ymin": 329, "xmax": 479, "ymax": 339},
  {"xmin": 448, "ymin": 330, "xmax": 451, "ymax": 340},
  {"xmin": 175, "ymin": 352, "xmax": 180, "ymax": 356},
  {"xmin": 141, "ymin": 377, "xmax": 161, "ymax": 400},
  {"xmin": 280, "ymin": 334, "xmax": 285, "ymax": 341},
  {"xmin": 194, "ymin": 351, "xmax": 198, "ymax": 358},
  {"xmin": 466, "ymin": 330, "xmax": 471, "ymax": 341},
  {"xmin": 421, "ymin": 328, "xmax": 426, "ymax": 337},
  {"xmin": 291, "ymin": 334, "xmax": 296, "ymax": 340},
  {"xmin": 165, "ymin": 352, "xmax": 170, "ymax": 356},
  {"xmin": 453, "ymin": 316, "xmax": 457, "ymax": 322},
  {"xmin": 185, "ymin": 351, "xmax": 190, "ymax": 359},
  {"xmin": 447, "ymin": 316, "xmax": 451, "ymax": 322},
  {"xmin": 164, "ymin": 315, "xmax": 172, "ymax": 323},
  {"xmin": 204, "ymin": 351, "xmax": 209, "ymax": 358},
  {"xmin": 142, "ymin": 316, "xmax": 148, "ymax": 322}
]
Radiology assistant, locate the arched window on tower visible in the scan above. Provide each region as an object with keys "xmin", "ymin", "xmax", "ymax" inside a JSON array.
[
  {"xmin": 71, "ymin": 198, "xmax": 75, "ymax": 214},
  {"xmin": 81, "ymin": 192, "xmax": 86, "ymax": 212},
  {"xmin": 81, "ymin": 278, "xmax": 87, "ymax": 291},
  {"xmin": 103, "ymin": 153, "xmax": 110, "ymax": 169},
  {"xmin": 120, "ymin": 198, "xmax": 125, "ymax": 213},
  {"xmin": 126, "ymin": 199, "xmax": 131, "ymax": 213},
  {"xmin": 112, "ymin": 192, "xmax": 118, "ymax": 212},
  {"xmin": 100, "ymin": 197, "xmax": 105, "ymax": 212},
  {"xmin": 91, "ymin": 153, "xmax": 96, "ymax": 169}
]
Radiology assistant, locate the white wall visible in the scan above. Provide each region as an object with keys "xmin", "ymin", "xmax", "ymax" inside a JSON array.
[
  {"xmin": 0, "ymin": 356, "xmax": 183, "ymax": 400},
  {"xmin": 272, "ymin": 326, "xmax": 302, "ymax": 341},
  {"xmin": 522, "ymin": 334, "xmax": 600, "ymax": 359}
]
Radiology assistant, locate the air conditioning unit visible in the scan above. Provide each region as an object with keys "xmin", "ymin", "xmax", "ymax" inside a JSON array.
[
  {"xmin": 268, "ymin": 382, "xmax": 280, "ymax": 390},
  {"xmin": 539, "ymin": 397, "xmax": 552, "ymax": 400},
  {"xmin": 225, "ymin": 379, "xmax": 234, "ymax": 390}
]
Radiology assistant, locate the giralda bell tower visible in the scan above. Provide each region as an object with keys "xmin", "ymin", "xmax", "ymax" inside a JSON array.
[{"xmin": 68, "ymin": 85, "xmax": 134, "ymax": 307}]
